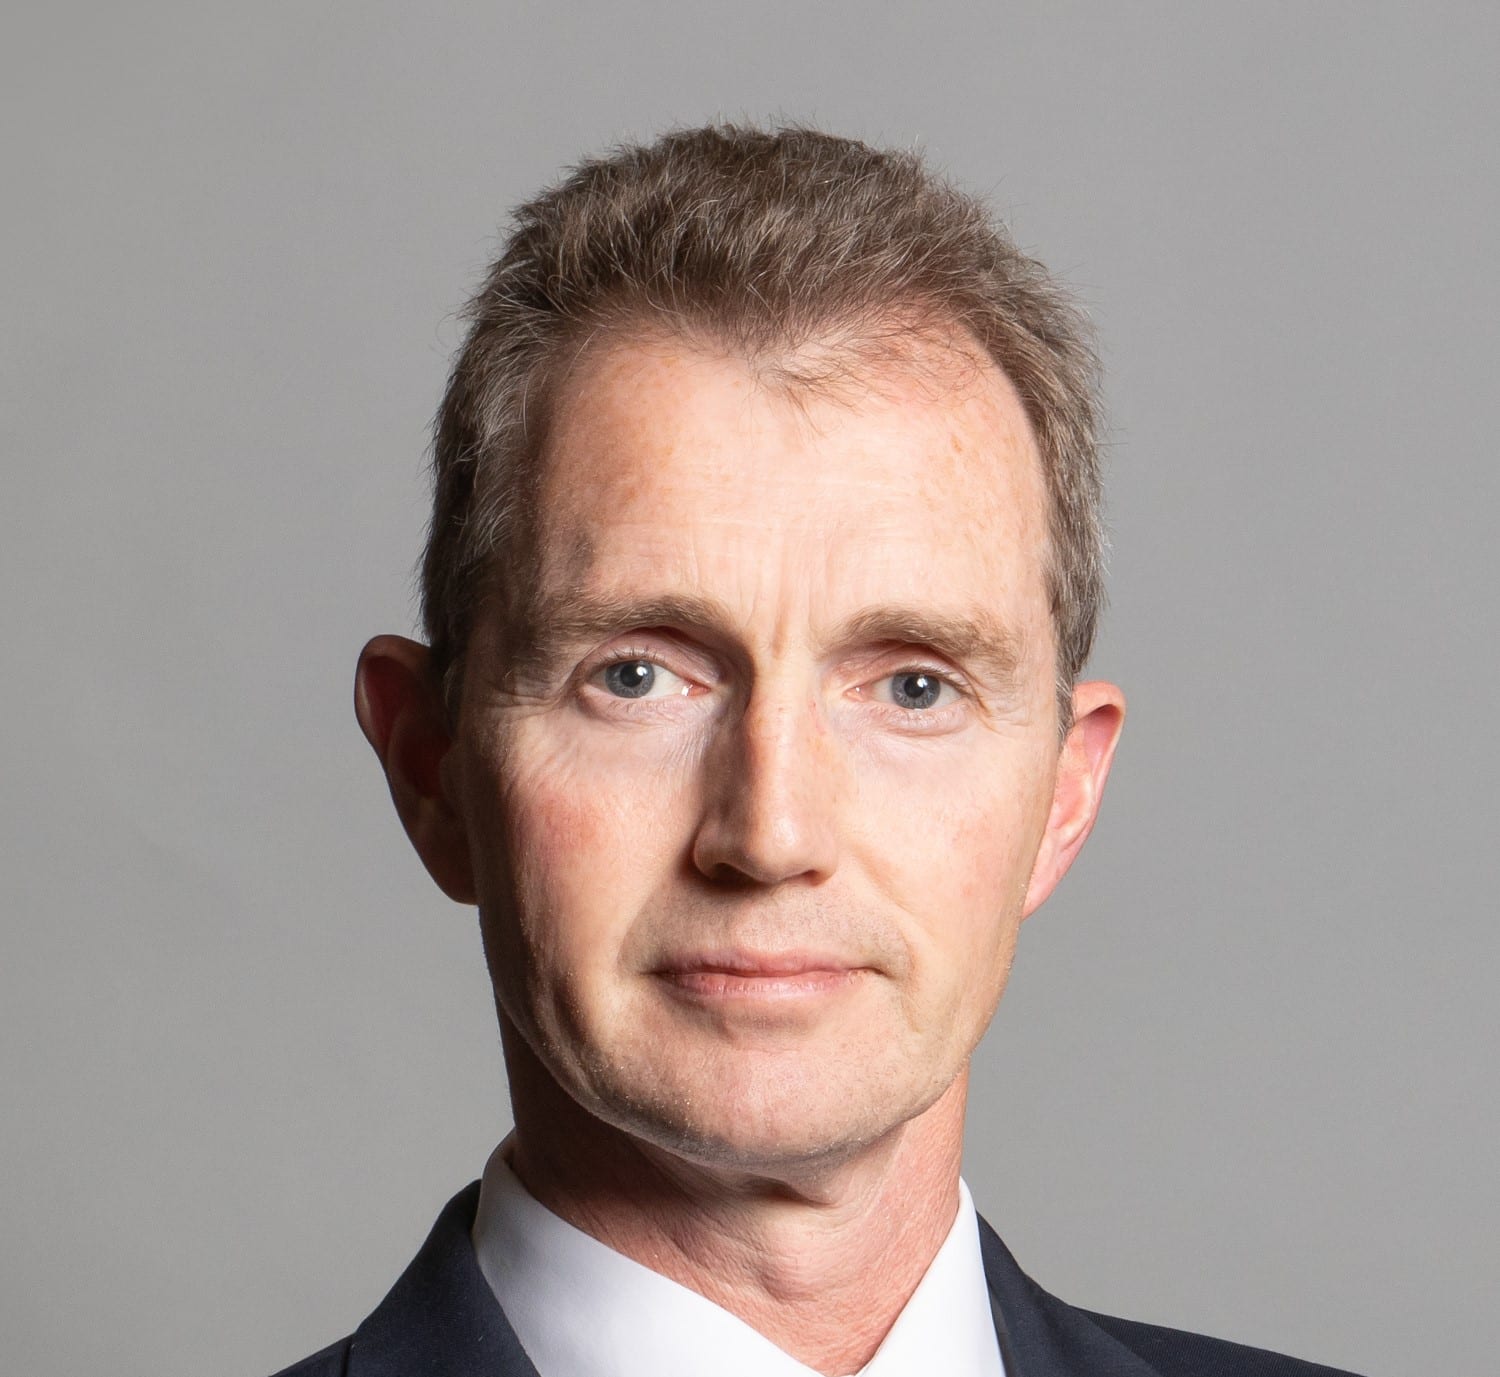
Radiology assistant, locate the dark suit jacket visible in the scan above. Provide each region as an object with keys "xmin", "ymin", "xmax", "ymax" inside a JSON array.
[{"xmin": 271, "ymin": 1183, "xmax": 1364, "ymax": 1377}]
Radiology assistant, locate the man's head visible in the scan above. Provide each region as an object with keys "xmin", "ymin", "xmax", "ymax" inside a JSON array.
[
  {"xmin": 355, "ymin": 124, "xmax": 1124, "ymax": 1180},
  {"xmin": 420, "ymin": 124, "xmax": 1105, "ymax": 725}
]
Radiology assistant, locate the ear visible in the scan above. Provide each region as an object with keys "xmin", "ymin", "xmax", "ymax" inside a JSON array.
[
  {"xmin": 1022, "ymin": 680, "xmax": 1126, "ymax": 918},
  {"xmin": 353, "ymin": 635, "xmax": 477, "ymax": 904}
]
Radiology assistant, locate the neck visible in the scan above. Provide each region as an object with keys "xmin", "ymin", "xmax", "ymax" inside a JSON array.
[{"xmin": 499, "ymin": 1020, "xmax": 969, "ymax": 1375}]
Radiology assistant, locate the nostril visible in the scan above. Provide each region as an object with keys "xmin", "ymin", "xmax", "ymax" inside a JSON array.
[{"xmin": 689, "ymin": 790, "xmax": 840, "ymax": 888}]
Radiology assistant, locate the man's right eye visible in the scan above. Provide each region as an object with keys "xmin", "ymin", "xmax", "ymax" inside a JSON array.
[{"xmin": 597, "ymin": 659, "xmax": 691, "ymax": 700}]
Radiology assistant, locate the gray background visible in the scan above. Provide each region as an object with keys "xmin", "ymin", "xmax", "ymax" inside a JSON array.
[{"xmin": 4, "ymin": 3, "xmax": 1495, "ymax": 1374}]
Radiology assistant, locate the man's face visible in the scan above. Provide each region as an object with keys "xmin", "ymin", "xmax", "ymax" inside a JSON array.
[{"xmin": 447, "ymin": 329, "xmax": 1085, "ymax": 1169}]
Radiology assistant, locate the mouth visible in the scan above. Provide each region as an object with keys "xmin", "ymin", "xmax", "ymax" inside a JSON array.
[{"xmin": 650, "ymin": 951, "xmax": 869, "ymax": 1000}]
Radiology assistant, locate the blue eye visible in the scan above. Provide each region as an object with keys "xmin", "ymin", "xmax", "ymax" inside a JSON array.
[
  {"xmin": 602, "ymin": 660, "xmax": 657, "ymax": 698},
  {"xmin": 889, "ymin": 672, "xmax": 945, "ymax": 710}
]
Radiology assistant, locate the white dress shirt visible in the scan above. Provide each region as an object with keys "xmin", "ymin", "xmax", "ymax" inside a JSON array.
[{"xmin": 471, "ymin": 1143, "xmax": 1006, "ymax": 1377}]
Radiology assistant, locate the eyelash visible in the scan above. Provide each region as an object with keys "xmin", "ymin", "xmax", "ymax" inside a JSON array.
[
  {"xmin": 591, "ymin": 646, "xmax": 675, "ymax": 674},
  {"xmin": 883, "ymin": 662, "xmax": 965, "ymax": 690}
]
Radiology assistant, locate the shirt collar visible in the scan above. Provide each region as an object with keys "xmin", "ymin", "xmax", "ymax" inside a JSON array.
[{"xmin": 470, "ymin": 1142, "xmax": 1005, "ymax": 1377}]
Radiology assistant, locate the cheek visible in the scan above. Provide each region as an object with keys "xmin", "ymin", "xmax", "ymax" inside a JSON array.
[
  {"xmin": 948, "ymin": 802, "xmax": 1043, "ymax": 911},
  {"xmin": 853, "ymin": 742, "xmax": 1054, "ymax": 996},
  {"xmin": 859, "ymin": 743, "xmax": 1049, "ymax": 897},
  {"xmin": 490, "ymin": 734, "xmax": 697, "ymax": 968}
]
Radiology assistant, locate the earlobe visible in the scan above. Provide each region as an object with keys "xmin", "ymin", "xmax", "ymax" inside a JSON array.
[
  {"xmin": 1021, "ymin": 680, "xmax": 1126, "ymax": 918},
  {"xmin": 354, "ymin": 635, "xmax": 478, "ymax": 904}
]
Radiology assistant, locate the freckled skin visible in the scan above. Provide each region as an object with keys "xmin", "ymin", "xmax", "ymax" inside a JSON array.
[{"xmin": 448, "ymin": 329, "xmax": 1090, "ymax": 1171}]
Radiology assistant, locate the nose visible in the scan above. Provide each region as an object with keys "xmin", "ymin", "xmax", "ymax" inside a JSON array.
[{"xmin": 690, "ymin": 681, "xmax": 842, "ymax": 887}]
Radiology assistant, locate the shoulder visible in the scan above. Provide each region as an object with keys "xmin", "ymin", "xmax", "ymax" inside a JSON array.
[
  {"xmin": 975, "ymin": 1214, "xmax": 1365, "ymax": 1377},
  {"xmin": 1081, "ymin": 1309, "xmax": 1365, "ymax": 1377},
  {"xmin": 267, "ymin": 1336, "xmax": 352, "ymax": 1377}
]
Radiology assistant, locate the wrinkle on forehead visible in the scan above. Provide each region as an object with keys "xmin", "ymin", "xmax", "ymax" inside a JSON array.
[{"xmin": 542, "ymin": 324, "xmax": 1038, "ymax": 502}]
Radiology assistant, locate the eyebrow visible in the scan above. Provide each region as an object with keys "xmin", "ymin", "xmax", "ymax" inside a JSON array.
[
  {"xmin": 502, "ymin": 591, "xmax": 1027, "ymax": 686},
  {"xmin": 504, "ymin": 591, "xmax": 738, "ymax": 677},
  {"xmin": 830, "ymin": 605, "xmax": 1028, "ymax": 686}
]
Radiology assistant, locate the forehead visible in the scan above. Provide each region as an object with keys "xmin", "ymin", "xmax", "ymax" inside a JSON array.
[{"xmin": 518, "ymin": 327, "xmax": 1052, "ymax": 647}]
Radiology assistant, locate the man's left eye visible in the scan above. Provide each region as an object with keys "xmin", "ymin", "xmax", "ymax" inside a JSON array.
[{"xmin": 880, "ymin": 672, "xmax": 955, "ymax": 711}]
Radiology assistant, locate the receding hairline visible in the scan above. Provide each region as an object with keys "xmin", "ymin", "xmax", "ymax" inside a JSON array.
[
  {"xmin": 477, "ymin": 309, "xmax": 1054, "ymax": 622},
  {"xmin": 522, "ymin": 297, "xmax": 1016, "ymax": 436},
  {"xmin": 475, "ymin": 302, "xmax": 1046, "ymax": 571}
]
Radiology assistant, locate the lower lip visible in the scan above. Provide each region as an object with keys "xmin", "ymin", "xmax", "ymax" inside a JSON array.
[{"xmin": 656, "ymin": 969, "xmax": 862, "ymax": 1000}]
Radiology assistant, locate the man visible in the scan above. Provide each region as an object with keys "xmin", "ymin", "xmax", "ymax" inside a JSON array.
[{"xmin": 277, "ymin": 126, "xmax": 1362, "ymax": 1376}]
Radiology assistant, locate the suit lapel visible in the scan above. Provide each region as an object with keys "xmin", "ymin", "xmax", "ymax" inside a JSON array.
[
  {"xmin": 346, "ymin": 1183, "xmax": 539, "ymax": 1377},
  {"xmin": 979, "ymin": 1217, "xmax": 1161, "ymax": 1377}
]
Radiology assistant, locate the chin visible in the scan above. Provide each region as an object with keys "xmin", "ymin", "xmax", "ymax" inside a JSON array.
[{"xmin": 580, "ymin": 1048, "xmax": 955, "ymax": 1177}]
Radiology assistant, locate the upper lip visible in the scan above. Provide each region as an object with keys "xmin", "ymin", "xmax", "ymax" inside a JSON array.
[{"xmin": 652, "ymin": 949, "xmax": 862, "ymax": 977}]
